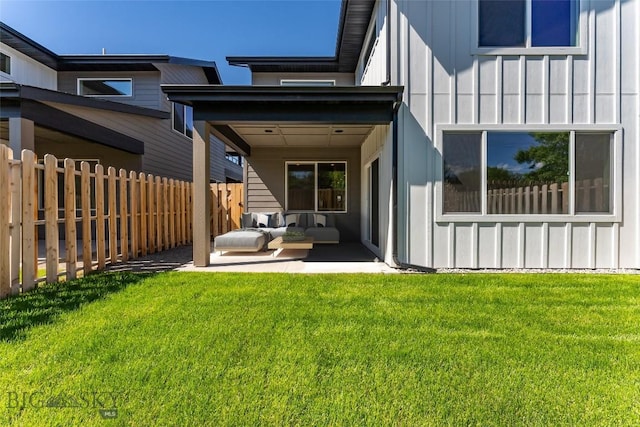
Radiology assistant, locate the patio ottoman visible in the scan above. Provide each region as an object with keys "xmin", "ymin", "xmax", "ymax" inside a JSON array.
[{"xmin": 214, "ymin": 229, "xmax": 268, "ymax": 253}]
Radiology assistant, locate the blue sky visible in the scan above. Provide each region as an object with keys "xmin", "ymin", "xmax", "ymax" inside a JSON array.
[{"xmin": 0, "ymin": 0, "xmax": 342, "ymax": 84}]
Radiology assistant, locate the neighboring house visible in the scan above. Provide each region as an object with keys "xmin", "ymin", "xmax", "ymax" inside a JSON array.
[
  {"xmin": 0, "ymin": 22, "xmax": 242, "ymax": 183},
  {"xmin": 167, "ymin": 0, "xmax": 639, "ymax": 270}
]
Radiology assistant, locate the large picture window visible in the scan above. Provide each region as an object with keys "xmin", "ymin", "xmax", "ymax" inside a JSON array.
[
  {"xmin": 442, "ymin": 131, "xmax": 613, "ymax": 217},
  {"xmin": 479, "ymin": 0, "xmax": 579, "ymax": 48},
  {"xmin": 77, "ymin": 78, "xmax": 133, "ymax": 97},
  {"xmin": 286, "ymin": 162, "xmax": 347, "ymax": 212}
]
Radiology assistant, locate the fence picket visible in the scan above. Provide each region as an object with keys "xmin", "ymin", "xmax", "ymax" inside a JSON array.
[
  {"xmin": 20, "ymin": 150, "xmax": 37, "ymax": 291},
  {"xmin": 9, "ymin": 150, "xmax": 21, "ymax": 293},
  {"xmin": 2, "ymin": 148, "xmax": 243, "ymax": 298},
  {"xmin": 120, "ymin": 169, "xmax": 129, "ymax": 262},
  {"xmin": 154, "ymin": 176, "xmax": 161, "ymax": 251},
  {"xmin": 81, "ymin": 162, "xmax": 92, "ymax": 275},
  {"xmin": 44, "ymin": 154, "xmax": 59, "ymax": 283},
  {"xmin": 169, "ymin": 179, "xmax": 175, "ymax": 248},
  {"xmin": 0, "ymin": 146, "xmax": 10, "ymax": 295},
  {"xmin": 64, "ymin": 158, "xmax": 77, "ymax": 280},
  {"xmin": 95, "ymin": 164, "xmax": 106, "ymax": 270},
  {"xmin": 108, "ymin": 167, "xmax": 118, "ymax": 263},
  {"xmin": 130, "ymin": 171, "xmax": 139, "ymax": 259},
  {"xmin": 163, "ymin": 177, "xmax": 169, "ymax": 250},
  {"xmin": 148, "ymin": 175, "xmax": 156, "ymax": 254},
  {"xmin": 139, "ymin": 173, "xmax": 148, "ymax": 256}
]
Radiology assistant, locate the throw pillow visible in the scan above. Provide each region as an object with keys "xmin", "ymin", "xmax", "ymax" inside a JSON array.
[
  {"xmin": 257, "ymin": 213, "xmax": 270, "ymax": 228},
  {"xmin": 285, "ymin": 213, "xmax": 299, "ymax": 227},
  {"xmin": 241, "ymin": 212, "xmax": 256, "ymax": 229},
  {"xmin": 314, "ymin": 214, "xmax": 326, "ymax": 227}
]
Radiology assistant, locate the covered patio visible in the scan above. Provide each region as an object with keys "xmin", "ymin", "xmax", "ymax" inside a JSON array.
[{"xmin": 161, "ymin": 85, "xmax": 403, "ymax": 267}]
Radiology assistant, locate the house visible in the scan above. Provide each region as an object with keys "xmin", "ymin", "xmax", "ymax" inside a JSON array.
[
  {"xmin": 163, "ymin": 0, "xmax": 636, "ymax": 270},
  {"xmin": 0, "ymin": 21, "xmax": 242, "ymax": 183}
]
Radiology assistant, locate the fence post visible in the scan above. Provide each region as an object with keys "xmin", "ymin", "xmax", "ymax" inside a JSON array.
[
  {"xmin": 119, "ymin": 169, "xmax": 129, "ymax": 262},
  {"xmin": 0, "ymin": 145, "xmax": 11, "ymax": 296},
  {"xmin": 21, "ymin": 150, "xmax": 37, "ymax": 291},
  {"xmin": 80, "ymin": 161, "xmax": 92, "ymax": 275},
  {"xmin": 139, "ymin": 173, "xmax": 148, "ymax": 256},
  {"xmin": 561, "ymin": 182, "xmax": 569, "ymax": 214},
  {"xmin": 107, "ymin": 167, "xmax": 118, "ymax": 264},
  {"xmin": 129, "ymin": 171, "xmax": 139, "ymax": 259},
  {"xmin": 64, "ymin": 158, "xmax": 77, "ymax": 280},
  {"xmin": 9, "ymin": 149, "xmax": 21, "ymax": 293},
  {"xmin": 44, "ymin": 154, "xmax": 59, "ymax": 283},
  {"xmin": 95, "ymin": 164, "xmax": 106, "ymax": 270}
]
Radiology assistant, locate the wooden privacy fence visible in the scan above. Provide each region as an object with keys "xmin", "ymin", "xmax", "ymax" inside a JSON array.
[
  {"xmin": 445, "ymin": 179, "xmax": 607, "ymax": 214},
  {"xmin": 0, "ymin": 146, "xmax": 243, "ymax": 298}
]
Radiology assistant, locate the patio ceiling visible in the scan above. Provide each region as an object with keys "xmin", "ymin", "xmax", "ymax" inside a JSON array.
[
  {"xmin": 161, "ymin": 85, "xmax": 404, "ymax": 156},
  {"xmin": 228, "ymin": 124, "xmax": 375, "ymax": 147}
]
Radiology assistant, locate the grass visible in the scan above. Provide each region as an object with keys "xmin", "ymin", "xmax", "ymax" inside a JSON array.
[{"xmin": 1, "ymin": 272, "xmax": 639, "ymax": 426}]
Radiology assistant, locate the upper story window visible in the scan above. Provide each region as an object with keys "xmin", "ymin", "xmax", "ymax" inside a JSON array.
[
  {"xmin": 225, "ymin": 152, "xmax": 243, "ymax": 167},
  {"xmin": 77, "ymin": 78, "xmax": 133, "ymax": 97},
  {"xmin": 280, "ymin": 80, "xmax": 335, "ymax": 87},
  {"xmin": 172, "ymin": 102, "xmax": 193, "ymax": 139},
  {"xmin": 478, "ymin": 0, "xmax": 579, "ymax": 49},
  {"xmin": 0, "ymin": 53, "xmax": 11, "ymax": 75}
]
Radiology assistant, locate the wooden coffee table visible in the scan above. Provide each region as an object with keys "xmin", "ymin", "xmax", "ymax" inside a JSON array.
[{"xmin": 268, "ymin": 236, "xmax": 314, "ymax": 257}]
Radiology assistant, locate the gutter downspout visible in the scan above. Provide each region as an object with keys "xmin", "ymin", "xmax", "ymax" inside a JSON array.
[{"xmin": 386, "ymin": 0, "xmax": 436, "ymax": 273}]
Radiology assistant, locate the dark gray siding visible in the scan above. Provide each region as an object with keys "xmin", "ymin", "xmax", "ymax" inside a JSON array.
[
  {"xmin": 246, "ymin": 147, "xmax": 361, "ymax": 242},
  {"xmin": 57, "ymin": 71, "xmax": 162, "ymax": 110},
  {"xmin": 156, "ymin": 63, "xmax": 210, "ymax": 112}
]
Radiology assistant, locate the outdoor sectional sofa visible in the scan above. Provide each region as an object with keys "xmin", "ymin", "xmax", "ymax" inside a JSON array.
[{"xmin": 213, "ymin": 212, "xmax": 340, "ymax": 253}]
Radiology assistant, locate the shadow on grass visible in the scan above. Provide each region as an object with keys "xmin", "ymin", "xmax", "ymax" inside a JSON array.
[{"xmin": 0, "ymin": 272, "xmax": 151, "ymax": 343}]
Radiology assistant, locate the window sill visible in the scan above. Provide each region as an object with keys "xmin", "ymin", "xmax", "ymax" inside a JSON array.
[
  {"xmin": 435, "ymin": 213, "xmax": 621, "ymax": 223},
  {"xmin": 472, "ymin": 46, "xmax": 587, "ymax": 56}
]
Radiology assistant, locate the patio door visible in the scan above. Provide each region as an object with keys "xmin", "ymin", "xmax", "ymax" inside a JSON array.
[{"xmin": 369, "ymin": 158, "xmax": 379, "ymax": 247}]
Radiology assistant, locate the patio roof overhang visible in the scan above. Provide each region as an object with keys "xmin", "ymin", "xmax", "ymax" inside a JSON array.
[{"xmin": 161, "ymin": 85, "xmax": 404, "ymax": 156}]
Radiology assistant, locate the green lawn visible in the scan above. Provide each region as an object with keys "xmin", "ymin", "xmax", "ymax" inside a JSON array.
[{"xmin": 1, "ymin": 272, "xmax": 639, "ymax": 426}]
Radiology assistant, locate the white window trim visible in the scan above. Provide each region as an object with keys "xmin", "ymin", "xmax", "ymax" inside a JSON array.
[
  {"xmin": 77, "ymin": 78, "xmax": 133, "ymax": 97},
  {"xmin": 470, "ymin": 0, "xmax": 588, "ymax": 56},
  {"xmin": 435, "ymin": 124, "xmax": 622, "ymax": 223},
  {"xmin": 280, "ymin": 79, "xmax": 336, "ymax": 86},
  {"xmin": 171, "ymin": 102, "xmax": 193, "ymax": 140},
  {"xmin": 285, "ymin": 161, "xmax": 348, "ymax": 213}
]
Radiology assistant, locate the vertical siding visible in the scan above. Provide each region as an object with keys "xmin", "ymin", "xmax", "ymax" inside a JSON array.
[
  {"xmin": 357, "ymin": 0, "xmax": 388, "ymax": 85},
  {"xmin": 360, "ymin": 125, "xmax": 391, "ymax": 259},
  {"xmin": 0, "ymin": 43, "xmax": 57, "ymax": 90},
  {"xmin": 394, "ymin": 0, "xmax": 639, "ymax": 268},
  {"xmin": 57, "ymin": 71, "xmax": 162, "ymax": 110}
]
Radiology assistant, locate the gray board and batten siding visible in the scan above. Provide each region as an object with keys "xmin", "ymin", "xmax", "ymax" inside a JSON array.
[{"xmin": 380, "ymin": 0, "xmax": 639, "ymax": 269}]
